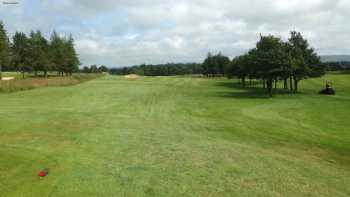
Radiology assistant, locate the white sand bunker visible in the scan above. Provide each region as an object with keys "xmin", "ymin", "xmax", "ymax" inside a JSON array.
[
  {"xmin": 1, "ymin": 77, "xmax": 15, "ymax": 81},
  {"xmin": 124, "ymin": 74, "xmax": 139, "ymax": 80}
]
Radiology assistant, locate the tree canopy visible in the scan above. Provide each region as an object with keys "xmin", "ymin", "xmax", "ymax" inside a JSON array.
[
  {"xmin": 202, "ymin": 53, "xmax": 230, "ymax": 76},
  {"xmin": 0, "ymin": 21, "xmax": 11, "ymax": 79},
  {"xmin": 12, "ymin": 32, "xmax": 29, "ymax": 73},
  {"xmin": 227, "ymin": 32, "xmax": 323, "ymax": 96},
  {"xmin": 0, "ymin": 21, "xmax": 80, "ymax": 77}
]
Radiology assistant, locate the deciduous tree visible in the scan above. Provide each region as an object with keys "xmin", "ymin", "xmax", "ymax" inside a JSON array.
[{"xmin": 288, "ymin": 31, "xmax": 321, "ymax": 92}]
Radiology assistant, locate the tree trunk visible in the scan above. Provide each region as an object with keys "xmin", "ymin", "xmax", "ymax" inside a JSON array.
[
  {"xmin": 284, "ymin": 78, "xmax": 288, "ymax": 89},
  {"xmin": 274, "ymin": 80, "xmax": 277, "ymax": 89},
  {"xmin": 294, "ymin": 77, "xmax": 299, "ymax": 93},
  {"xmin": 22, "ymin": 71, "xmax": 25, "ymax": 79},
  {"xmin": 289, "ymin": 76, "xmax": 293, "ymax": 93},
  {"xmin": 242, "ymin": 77, "xmax": 246, "ymax": 88},
  {"xmin": 263, "ymin": 80, "xmax": 266, "ymax": 89},
  {"xmin": 44, "ymin": 71, "xmax": 47, "ymax": 78},
  {"xmin": 267, "ymin": 79, "xmax": 273, "ymax": 97}
]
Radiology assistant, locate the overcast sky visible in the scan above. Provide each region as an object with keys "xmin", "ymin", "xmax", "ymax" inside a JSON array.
[{"xmin": 1, "ymin": 0, "xmax": 350, "ymax": 67}]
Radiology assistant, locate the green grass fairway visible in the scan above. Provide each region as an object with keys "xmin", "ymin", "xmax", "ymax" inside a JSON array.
[{"xmin": 0, "ymin": 74, "xmax": 349, "ymax": 196}]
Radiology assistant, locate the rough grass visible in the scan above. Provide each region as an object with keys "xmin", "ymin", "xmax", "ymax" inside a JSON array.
[
  {"xmin": 0, "ymin": 74, "xmax": 349, "ymax": 197},
  {"xmin": 0, "ymin": 73, "xmax": 104, "ymax": 93}
]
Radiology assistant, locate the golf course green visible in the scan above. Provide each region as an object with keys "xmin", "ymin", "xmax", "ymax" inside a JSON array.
[{"xmin": 0, "ymin": 74, "xmax": 349, "ymax": 196}]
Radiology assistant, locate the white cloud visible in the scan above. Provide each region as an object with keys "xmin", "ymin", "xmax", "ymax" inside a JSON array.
[{"xmin": 1, "ymin": 0, "xmax": 349, "ymax": 67}]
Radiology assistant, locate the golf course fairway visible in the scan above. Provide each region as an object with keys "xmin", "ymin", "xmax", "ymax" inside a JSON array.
[{"xmin": 0, "ymin": 74, "xmax": 349, "ymax": 196}]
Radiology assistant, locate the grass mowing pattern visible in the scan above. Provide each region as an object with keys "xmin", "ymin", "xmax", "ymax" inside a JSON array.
[{"xmin": 0, "ymin": 74, "xmax": 349, "ymax": 196}]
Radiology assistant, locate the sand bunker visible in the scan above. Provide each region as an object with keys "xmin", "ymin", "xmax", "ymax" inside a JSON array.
[
  {"xmin": 1, "ymin": 77, "xmax": 15, "ymax": 81},
  {"xmin": 125, "ymin": 74, "xmax": 139, "ymax": 80}
]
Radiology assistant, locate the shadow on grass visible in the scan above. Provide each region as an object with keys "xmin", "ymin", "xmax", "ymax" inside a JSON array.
[{"xmin": 215, "ymin": 81, "xmax": 308, "ymax": 99}]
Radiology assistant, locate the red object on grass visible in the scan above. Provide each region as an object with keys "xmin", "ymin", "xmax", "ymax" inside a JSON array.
[{"xmin": 38, "ymin": 169, "xmax": 48, "ymax": 177}]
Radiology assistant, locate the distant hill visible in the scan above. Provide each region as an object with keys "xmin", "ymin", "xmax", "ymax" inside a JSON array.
[{"xmin": 321, "ymin": 55, "xmax": 350, "ymax": 63}]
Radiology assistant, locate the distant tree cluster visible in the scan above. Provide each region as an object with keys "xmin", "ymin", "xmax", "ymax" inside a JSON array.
[
  {"xmin": 323, "ymin": 61, "xmax": 350, "ymax": 71},
  {"xmin": 109, "ymin": 63, "xmax": 203, "ymax": 76},
  {"xmin": 81, "ymin": 65, "xmax": 109, "ymax": 73},
  {"xmin": 0, "ymin": 21, "xmax": 80, "ymax": 79},
  {"xmin": 226, "ymin": 32, "xmax": 325, "ymax": 96},
  {"xmin": 202, "ymin": 53, "xmax": 230, "ymax": 76}
]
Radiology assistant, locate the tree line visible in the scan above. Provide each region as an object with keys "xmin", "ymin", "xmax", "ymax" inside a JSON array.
[
  {"xmin": 0, "ymin": 21, "xmax": 80, "ymax": 79},
  {"xmin": 81, "ymin": 65, "xmax": 109, "ymax": 73},
  {"xmin": 109, "ymin": 63, "xmax": 203, "ymax": 76},
  {"xmin": 324, "ymin": 61, "xmax": 350, "ymax": 71}
]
